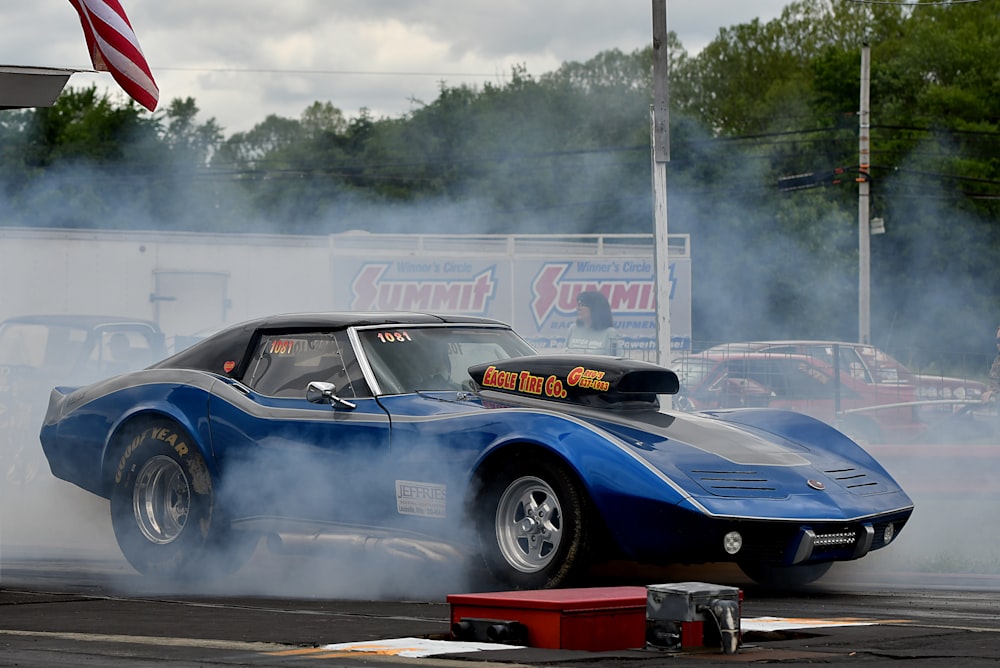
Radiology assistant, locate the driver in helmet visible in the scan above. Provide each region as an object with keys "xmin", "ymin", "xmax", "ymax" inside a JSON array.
[{"xmin": 421, "ymin": 338, "xmax": 459, "ymax": 390}]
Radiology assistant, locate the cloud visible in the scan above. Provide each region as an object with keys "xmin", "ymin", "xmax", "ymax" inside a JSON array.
[{"xmin": 7, "ymin": 1, "xmax": 788, "ymax": 132}]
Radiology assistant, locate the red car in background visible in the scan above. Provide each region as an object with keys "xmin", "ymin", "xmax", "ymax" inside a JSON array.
[
  {"xmin": 670, "ymin": 351, "xmax": 926, "ymax": 444},
  {"xmin": 700, "ymin": 340, "xmax": 987, "ymax": 402}
]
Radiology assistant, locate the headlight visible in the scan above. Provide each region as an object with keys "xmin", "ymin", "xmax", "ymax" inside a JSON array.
[
  {"xmin": 723, "ymin": 531, "xmax": 743, "ymax": 555},
  {"xmin": 883, "ymin": 523, "xmax": 895, "ymax": 544}
]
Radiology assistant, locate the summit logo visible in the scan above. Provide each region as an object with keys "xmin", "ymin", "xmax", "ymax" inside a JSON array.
[
  {"xmin": 530, "ymin": 262, "xmax": 666, "ymax": 326},
  {"xmin": 351, "ymin": 263, "xmax": 496, "ymax": 313}
]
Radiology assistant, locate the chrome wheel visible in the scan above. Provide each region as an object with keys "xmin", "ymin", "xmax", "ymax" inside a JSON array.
[
  {"xmin": 495, "ymin": 476, "xmax": 563, "ymax": 573},
  {"xmin": 133, "ymin": 455, "xmax": 190, "ymax": 544}
]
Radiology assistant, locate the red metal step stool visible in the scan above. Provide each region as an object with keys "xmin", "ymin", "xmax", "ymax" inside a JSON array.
[{"xmin": 447, "ymin": 586, "xmax": 647, "ymax": 651}]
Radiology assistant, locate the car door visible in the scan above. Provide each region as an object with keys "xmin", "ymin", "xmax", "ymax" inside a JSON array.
[{"xmin": 206, "ymin": 330, "xmax": 395, "ymax": 527}]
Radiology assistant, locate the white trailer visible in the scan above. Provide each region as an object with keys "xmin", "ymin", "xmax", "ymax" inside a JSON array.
[{"xmin": 0, "ymin": 227, "xmax": 691, "ymax": 357}]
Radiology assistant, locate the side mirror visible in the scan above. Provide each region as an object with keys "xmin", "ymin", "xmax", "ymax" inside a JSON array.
[{"xmin": 306, "ymin": 381, "xmax": 356, "ymax": 410}]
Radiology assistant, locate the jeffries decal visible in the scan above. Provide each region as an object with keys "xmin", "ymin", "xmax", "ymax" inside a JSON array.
[{"xmin": 395, "ymin": 480, "xmax": 446, "ymax": 518}]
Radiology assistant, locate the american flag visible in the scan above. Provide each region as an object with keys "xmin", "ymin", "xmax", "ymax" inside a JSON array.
[{"xmin": 68, "ymin": 0, "xmax": 159, "ymax": 111}]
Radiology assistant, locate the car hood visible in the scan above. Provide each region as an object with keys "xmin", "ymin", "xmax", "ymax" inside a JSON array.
[{"xmin": 567, "ymin": 404, "xmax": 912, "ymax": 519}]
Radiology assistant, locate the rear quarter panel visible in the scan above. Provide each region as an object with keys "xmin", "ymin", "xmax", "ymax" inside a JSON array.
[{"xmin": 40, "ymin": 370, "xmax": 218, "ymax": 497}]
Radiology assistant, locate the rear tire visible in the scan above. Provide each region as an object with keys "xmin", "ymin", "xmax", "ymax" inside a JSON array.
[
  {"xmin": 110, "ymin": 419, "xmax": 254, "ymax": 578},
  {"xmin": 475, "ymin": 455, "xmax": 592, "ymax": 589}
]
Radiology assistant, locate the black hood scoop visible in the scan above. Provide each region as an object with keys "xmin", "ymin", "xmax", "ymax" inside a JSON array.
[{"xmin": 469, "ymin": 355, "xmax": 679, "ymax": 408}]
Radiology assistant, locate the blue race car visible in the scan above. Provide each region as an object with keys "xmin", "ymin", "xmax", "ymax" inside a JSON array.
[{"xmin": 39, "ymin": 312, "xmax": 913, "ymax": 588}]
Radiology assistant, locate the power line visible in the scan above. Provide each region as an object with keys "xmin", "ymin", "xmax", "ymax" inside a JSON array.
[{"xmin": 155, "ymin": 66, "xmax": 503, "ymax": 78}]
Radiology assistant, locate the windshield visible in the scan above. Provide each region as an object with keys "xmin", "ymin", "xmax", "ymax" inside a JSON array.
[{"xmin": 356, "ymin": 325, "xmax": 536, "ymax": 394}]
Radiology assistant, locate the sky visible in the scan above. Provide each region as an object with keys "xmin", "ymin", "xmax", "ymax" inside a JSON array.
[{"xmin": 8, "ymin": 1, "xmax": 790, "ymax": 134}]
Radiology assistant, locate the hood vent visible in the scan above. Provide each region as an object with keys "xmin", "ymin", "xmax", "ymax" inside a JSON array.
[
  {"xmin": 688, "ymin": 468, "xmax": 781, "ymax": 498},
  {"xmin": 687, "ymin": 464, "xmax": 887, "ymax": 499},
  {"xmin": 823, "ymin": 466, "xmax": 882, "ymax": 493}
]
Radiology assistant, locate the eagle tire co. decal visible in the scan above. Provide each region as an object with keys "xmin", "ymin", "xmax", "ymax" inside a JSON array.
[
  {"xmin": 395, "ymin": 480, "xmax": 446, "ymax": 518},
  {"xmin": 480, "ymin": 364, "xmax": 609, "ymax": 399},
  {"xmin": 480, "ymin": 364, "xmax": 565, "ymax": 398}
]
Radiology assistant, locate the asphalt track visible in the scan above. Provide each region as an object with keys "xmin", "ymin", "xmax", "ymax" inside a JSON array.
[
  {"xmin": 2, "ymin": 441, "xmax": 999, "ymax": 667},
  {"xmin": 2, "ymin": 546, "xmax": 1000, "ymax": 667}
]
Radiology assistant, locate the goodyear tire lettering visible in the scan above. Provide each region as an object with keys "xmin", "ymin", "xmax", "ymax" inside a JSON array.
[
  {"xmin": 109, "ymin": 419, "xmax": 219, "ymax": 577},
  {"xmin": 107, "ymin": 419, "xmax": 259, "ymax": 579}
]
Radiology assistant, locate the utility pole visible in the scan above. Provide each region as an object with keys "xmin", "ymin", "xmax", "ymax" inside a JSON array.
[
  {"xmin": 858, "ymin": 42, "xmax": 871, "ymax": 345},
  {"xmin": 651, "ymin": 0, "xmax": 672, "ymax": 369}
]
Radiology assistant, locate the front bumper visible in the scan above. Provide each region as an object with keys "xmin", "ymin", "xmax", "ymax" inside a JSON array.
[{"xmin": 720, "ymin": 511, "xmax": 911, "ymax": 566}]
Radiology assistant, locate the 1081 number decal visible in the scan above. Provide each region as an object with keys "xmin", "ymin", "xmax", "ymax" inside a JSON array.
[{"xmin": 376, "ymin": 331, "xmax": 412, "ymax": 343}]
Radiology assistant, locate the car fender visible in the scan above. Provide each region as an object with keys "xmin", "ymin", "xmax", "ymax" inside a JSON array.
[
  {"xmin": 466, "ymin": 406, "xmax": 695, "ymax": 519},
  {"xmin": 94, "ymin": 371, "xmax": 220, "ymax": 495}
]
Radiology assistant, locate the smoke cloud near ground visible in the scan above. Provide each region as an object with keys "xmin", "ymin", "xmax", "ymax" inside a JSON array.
[{"xmin": 0, "ymin": 456, "xmax": 486, "ymax": 600}]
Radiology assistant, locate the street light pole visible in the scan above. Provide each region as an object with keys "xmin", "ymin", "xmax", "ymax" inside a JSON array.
[
  {"xmin": 651, "ymin": 0, "xmax": 672, "ymax": 368},
  {"xmin": 858, "ymin": 42, "xmax": 871, "ymax": 345}
]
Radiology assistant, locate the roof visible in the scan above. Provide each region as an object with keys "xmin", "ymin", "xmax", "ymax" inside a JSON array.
[
  {"xmin": 153, "ymin": 311, "xmax": 512, "ymax": 374},
  {"xmin": 218, "ymin": 311, "xmax": 508, "ymax": 332}
]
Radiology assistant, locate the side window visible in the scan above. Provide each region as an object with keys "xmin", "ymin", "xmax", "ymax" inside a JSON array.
[
  {"xmin": 0, "ymin": 323, "xmax": 50, "ymax": 367},
  {"xmin": 91, "ymin": 329, "xmax": 158, "ymax": 375},
  {"xmin": 745, "ymin": 360, "xmax": 788, "ymax": 396},
  {"xmin": 245, "ymin": 332, "xmax": 370, "ymax": 399},
  {"xmin": 785, "ymin": 360, "xmax": 842, "ymax": 399},
  {"xmin": 332, "ymin": 333, "xmax": 370, "ymax": 398}
]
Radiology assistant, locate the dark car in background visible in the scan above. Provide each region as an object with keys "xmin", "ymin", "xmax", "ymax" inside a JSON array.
[{"xmin": 0, "ymin": 314, "xmax": 166, "ymax": 485}]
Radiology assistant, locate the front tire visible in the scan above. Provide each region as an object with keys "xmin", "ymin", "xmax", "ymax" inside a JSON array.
[
  {"xmin": 475, "ymin": 455, "xmax": 592, "ymax": 589},
  {"xmin": 110, "ymin": 420, "xmax": 250, "ymax": 578}
]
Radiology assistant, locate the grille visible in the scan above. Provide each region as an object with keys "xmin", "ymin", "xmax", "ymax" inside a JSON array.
[
  {"xmin": 813, "ymin": 530, "xmax": 856, "ymax": 547},
  {"xmin": 811, "ymin": 529, "xmax": 859, "ymax": 554}
]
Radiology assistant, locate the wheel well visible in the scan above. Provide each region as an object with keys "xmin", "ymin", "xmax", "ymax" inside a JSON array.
[
  {"xmin": 469, "ymin": 442, "xmax": 614, "ymax": 557},
  {"xmin": 472, "ymin": 442, "xmax": 571, "ymax": 490},
  {"xmin": 100, "ymin": 413, "xmax": 191, "ymax": 497}
]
